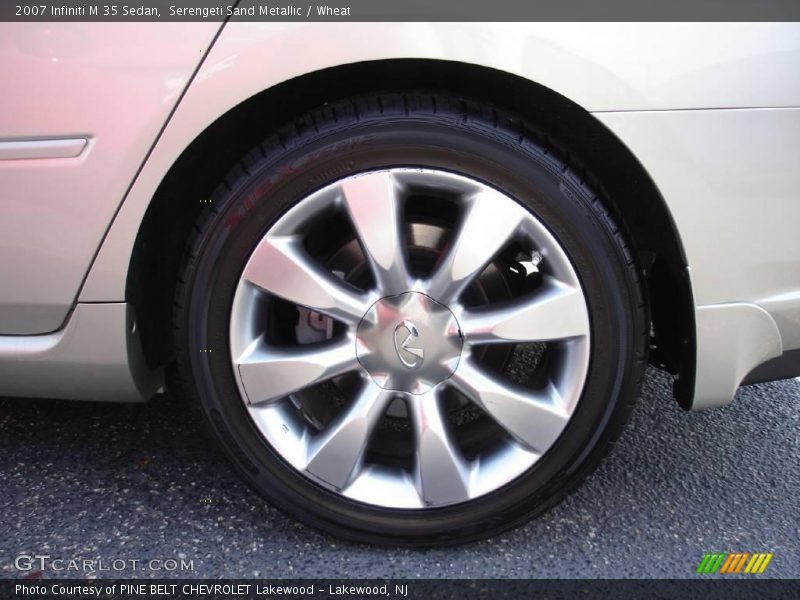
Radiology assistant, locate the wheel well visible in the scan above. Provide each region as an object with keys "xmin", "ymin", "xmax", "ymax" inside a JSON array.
[{"xmin": 128, "ymin": 58, "xmax": 695, "ymax": 406}]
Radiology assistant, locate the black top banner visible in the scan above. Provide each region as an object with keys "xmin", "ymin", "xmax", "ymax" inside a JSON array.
[{"xmin": 3, "ymin": 0, "xmax": 800, "ymax": 22}]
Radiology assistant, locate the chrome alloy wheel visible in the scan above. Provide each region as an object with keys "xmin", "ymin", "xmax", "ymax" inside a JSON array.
[{"xmin": 229, "ymin": 168, "xmax": 590, "ymax": 509}]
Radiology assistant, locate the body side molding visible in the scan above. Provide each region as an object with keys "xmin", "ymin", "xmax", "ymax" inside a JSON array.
[{"xmin": 0, "ymin": 137, "xmax": 87, "ymax": 160}]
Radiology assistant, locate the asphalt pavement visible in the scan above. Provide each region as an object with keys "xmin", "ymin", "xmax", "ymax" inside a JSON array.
[{"xmin": 0, "ymin": 369, "xmax": 797, "ymax": 579}]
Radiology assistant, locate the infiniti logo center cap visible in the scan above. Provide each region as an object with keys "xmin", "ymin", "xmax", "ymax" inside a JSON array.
[
  {"xmin": 393, "ymin": 320, "xmax": 424, "ymax": 368},
  {"xmin": 356, "ymin": 292, "xmax": 463, "ymax": 395}
]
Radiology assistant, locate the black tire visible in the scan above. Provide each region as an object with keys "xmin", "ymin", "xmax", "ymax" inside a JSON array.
[{"xmin": 173, "ymin": 93, "xmax": 647, "ymax": 546}]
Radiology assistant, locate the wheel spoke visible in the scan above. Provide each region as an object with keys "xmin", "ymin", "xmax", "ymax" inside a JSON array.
[
  {"xmin": 408, "ymin": 390, "xmax": 471, "ymax": 505},
  {"xmin": 305, "ymin": 381, "xmax": 393, "ymax": 490},
  {"xmin": 340, "ymin": 172, "xmax": 411, "ymax": 295},
  {"xmin": 459, "ymin": 279, "xmax": 589, "ymax": 345},
  {"xmin": 242, "ymin": 235, "xmax": 369, "ymax": 325},
  {"xmin": 451, "ymin": 359, "xmax": 569, "ymax": 454},
  {"xmin": 235, "ymin": 337, "xmax": 358, "ymax": 405},
  {"xmin": 427, "ymin": 188, "xmax": 527, "ymax": 304}
]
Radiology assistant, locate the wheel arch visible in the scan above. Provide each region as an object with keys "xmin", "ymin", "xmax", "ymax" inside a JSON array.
[{"xmin": 125, "ymin": 59, "xmax": 696, "ymax": 406}]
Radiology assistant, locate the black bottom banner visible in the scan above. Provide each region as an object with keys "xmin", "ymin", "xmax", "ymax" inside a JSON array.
[{"xmin": 4, "ymin": 579, "xmax": 799, "ymax": 600}]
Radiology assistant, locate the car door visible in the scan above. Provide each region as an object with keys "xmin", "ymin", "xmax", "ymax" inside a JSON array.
[{"xmin": 0, "ymin": 22, "xmax": 221, "ymax": 334}]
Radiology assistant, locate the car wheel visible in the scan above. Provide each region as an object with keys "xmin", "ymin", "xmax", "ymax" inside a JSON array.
[{"xmin": 173, "ymin": 93, "xmax": 647, "ymax": 545}]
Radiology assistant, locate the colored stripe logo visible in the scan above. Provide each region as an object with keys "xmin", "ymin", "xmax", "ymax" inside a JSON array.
[{"xmin": 696, "ymin": 552, "xmax": 773, "ymax": 574}]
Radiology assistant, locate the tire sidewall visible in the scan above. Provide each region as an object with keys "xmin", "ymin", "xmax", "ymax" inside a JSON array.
[{"xmin": 180, "ymin": 116, "xmax": 641, "ymax": 543}]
